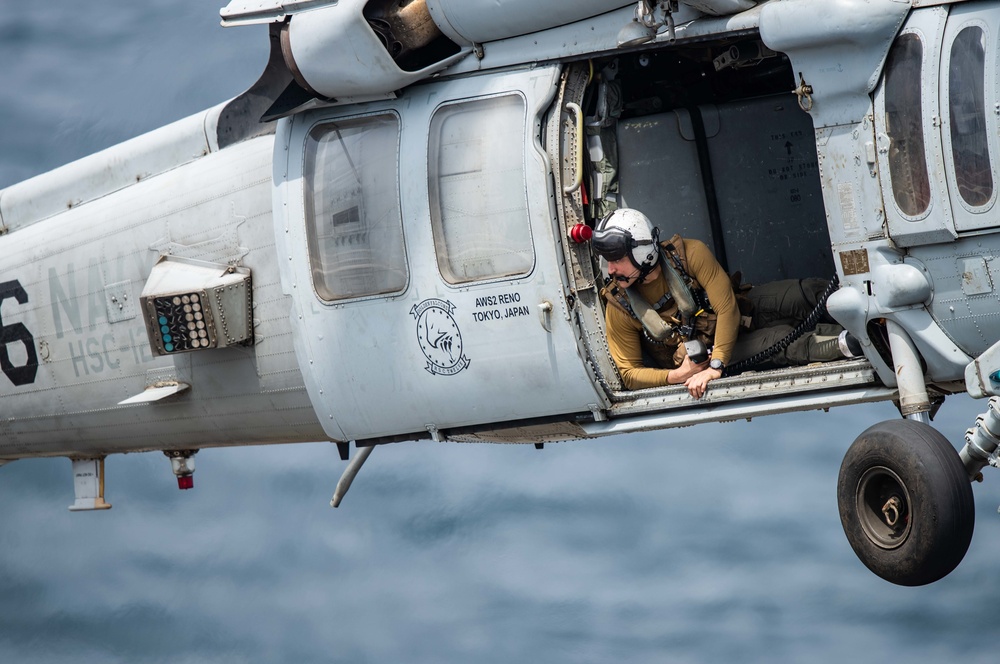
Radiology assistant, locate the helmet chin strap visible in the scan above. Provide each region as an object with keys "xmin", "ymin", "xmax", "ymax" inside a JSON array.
[{"xmin": 628, "ymin": 254, "xmax": 657, "ymax": 284}]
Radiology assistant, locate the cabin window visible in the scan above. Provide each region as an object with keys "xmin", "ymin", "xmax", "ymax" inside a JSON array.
[
  {"xmin": 885, "ymin": 33, "xmax": 931, "ymax": 217},
  {"xmin": 949, "ymin": 26, "xmax": 993, "ymax": 208},
  {"xmin": 428, "ymin": 94, "xmax": 534, "ymax": 284},
  {"xmin": 304, "ymin": 113, "xmax": 407, "ymax": 301}
]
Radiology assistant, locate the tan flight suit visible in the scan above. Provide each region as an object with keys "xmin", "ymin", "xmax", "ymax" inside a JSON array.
[{"xmin": 603, "ymin": 236, "xmax": 843, "ymax": 390}]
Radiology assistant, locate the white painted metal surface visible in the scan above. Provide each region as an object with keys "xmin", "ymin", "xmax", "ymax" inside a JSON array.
[
  {"xmin": 118, "ymin": 382, "xmax": 191, "ymax": 405},
  {"xmin": 68, "ymin": 458, "xmax": 111, "ymax": 511},
  {"xmin": 281, "ymin": 1, "xmax": 471, "ymax": 102},
  {"xmin": 585, "ymin": 387, "xmax": 897, "ymax": 436},
  {"xmin": 683, "ymin": 0, "xmax": 757, "ymax": 16},
  {"xmin": 0, "ymin": 107, "xmax": 219, "ymax": 233},
  {"xmin": 760, "ymin": 0, "xmax": 910, "ymax": 128},
  {"xmin": 274, "ymin": 65, "xmax": 605, "ymax": 442},
  {"xmin": 220, "ymin": 0, "xmax": 337, "ymax": 26},
  {"xmin": 423, "ymin": 0, "xmax": 633, "ymax": 45},
  {"xmin": 1, "ymin": 135, "xmax": 325, "ymax": 458},
  {"xmin": 607, "ymin": 360, "xmax": 882, "ymax": 411}
]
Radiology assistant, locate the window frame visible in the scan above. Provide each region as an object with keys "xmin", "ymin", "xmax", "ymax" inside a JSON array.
[
  {"xmin": 883, "ymin": 31, "xmax": 934, "ymax": 221},
  {"xmin": 943, "ymin": 19, "xmax": 998, "ymax": 215},
  {"xmin": 302, "ymin": 110, "xmax": 410, "ymax": 304},
  {"xmin": 426, "ymin": 91, "xmax": 537, "ymax": 287}
]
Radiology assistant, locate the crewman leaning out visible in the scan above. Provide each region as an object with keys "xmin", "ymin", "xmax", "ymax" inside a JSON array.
[{"xmin": 592, "ymin": 208, "xmax": 862, "ymax": 398}]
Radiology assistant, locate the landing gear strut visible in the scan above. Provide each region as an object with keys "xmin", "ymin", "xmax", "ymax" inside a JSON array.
[{"xmin": 837, "ymin": 419, "xmax": 974, "ymax": 586}]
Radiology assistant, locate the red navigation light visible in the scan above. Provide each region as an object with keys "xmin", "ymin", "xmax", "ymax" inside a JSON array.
[{"xmin": 177, "ymin": 475, "xmax": 194, "ymax": 490}]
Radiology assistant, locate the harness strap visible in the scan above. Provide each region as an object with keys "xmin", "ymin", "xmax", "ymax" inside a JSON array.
[
  {"xmin": 664, "ymin": 243, "xmax": 714, "ymax": 315},
  {"xmin": 605, "ymin": 282, "xmax": 679, "ymax": 343},
  {"xmin": 624, "ymin": 288, "xmax": 676, "ymax": 342},
  {"xmin": 651, "ymin": 292, "xmax": 673, "ymax": 310},
  {"xmin": 602, "ymin": 237, "xmax": 717, "ymax": 343}
]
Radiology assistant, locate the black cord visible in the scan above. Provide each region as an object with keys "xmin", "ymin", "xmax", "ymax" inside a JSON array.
[{"xmin": 723, "ymin": 275, "xmax": 840, "ymax": 377}]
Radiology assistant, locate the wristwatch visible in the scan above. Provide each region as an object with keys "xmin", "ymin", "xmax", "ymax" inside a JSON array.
[{"xmin": 709, "ymin": 358, "xmax": 725, "ymax": 371}]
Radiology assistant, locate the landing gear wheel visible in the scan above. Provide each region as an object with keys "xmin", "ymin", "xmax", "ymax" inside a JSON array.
[{"xmin": 837, "ymin": 419, "xmax": 974, "ymax": 586}]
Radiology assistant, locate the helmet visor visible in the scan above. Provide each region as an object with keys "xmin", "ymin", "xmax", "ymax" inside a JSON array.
[{"xmin": 592, "ymin": 226, "xmax": 652, "ymax": 262}]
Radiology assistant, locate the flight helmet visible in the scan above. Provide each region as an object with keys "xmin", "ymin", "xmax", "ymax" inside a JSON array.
[{"xmin": 592, "ymin": 208, "xmax": 660, "ymax": 276}]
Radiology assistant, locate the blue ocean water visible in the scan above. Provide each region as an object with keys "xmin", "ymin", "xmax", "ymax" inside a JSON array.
[{"xmin": 1, "ymin": 3, "xmax": 999, "ymax": 663}]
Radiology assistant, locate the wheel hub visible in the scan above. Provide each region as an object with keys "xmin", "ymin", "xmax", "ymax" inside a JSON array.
[{"xmin": 856, "ymin": 466, "xmax": 912, "ymax": 549}]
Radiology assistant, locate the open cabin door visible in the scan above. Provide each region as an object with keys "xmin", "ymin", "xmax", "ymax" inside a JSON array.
[
  {"xmin": 547, "ymin": 56, "xmax": 889, "ymax": 429},
  {"xmin": 274, "ymin": 64, "xmax": 605, "ymax": 443},
  {"xmin": 550, "ymin": 59, "xmax": 837, "ymax": 398}
]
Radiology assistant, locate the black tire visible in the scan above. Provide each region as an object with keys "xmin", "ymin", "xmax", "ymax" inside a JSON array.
[{"xmin": 837, "ymin": 419, "xmax": 975, "ymax": 586}]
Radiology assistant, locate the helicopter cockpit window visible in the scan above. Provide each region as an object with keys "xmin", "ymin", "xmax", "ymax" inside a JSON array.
[
  {"xmin": 303, "ymin": 113, "xmax": 407, "ymax": 301},
  {"xmin": 428, "ymin": 94, "xmax": 534, "ymax": 285},
  {"xmin": 948, "ymin": 26, "xmax": 993, "ymax": 208},
  {"xmin": 885, "ymin": 33, "xmax": 931, "ymax": 217}
]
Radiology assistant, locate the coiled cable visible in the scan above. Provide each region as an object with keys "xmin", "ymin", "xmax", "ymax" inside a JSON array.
[{"xmin": 723, "ymin": 275, "xmax": 840, "ymax": 377}]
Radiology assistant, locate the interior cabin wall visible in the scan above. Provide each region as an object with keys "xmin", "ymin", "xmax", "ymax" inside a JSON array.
[
  {"xmin": 706, "ymin": 95, "xmax": 834, "ymax": 283},
  {"xmin": 602, "ymin": 46, "xmax": 835, "ymax": 286}
]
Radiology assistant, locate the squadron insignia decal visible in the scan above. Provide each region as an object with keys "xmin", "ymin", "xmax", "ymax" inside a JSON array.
[{"xmin": 411, "ymin": 298, "xmax": 470, "ymax": 376}]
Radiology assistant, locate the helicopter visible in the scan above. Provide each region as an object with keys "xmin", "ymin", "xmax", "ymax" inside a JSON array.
[{"xmin": 2, "ymin": 0, "xmax": 1000, "ymax": 587}]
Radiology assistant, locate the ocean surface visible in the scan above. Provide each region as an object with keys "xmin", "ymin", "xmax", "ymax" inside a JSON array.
[{"xmin": 1, "ymin": 3, "xmax": 999, "ymax": 662}]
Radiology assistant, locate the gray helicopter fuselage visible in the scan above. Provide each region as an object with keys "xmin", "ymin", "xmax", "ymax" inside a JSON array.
[{"xmin": 1, "ymin": 0, "xmax": 998, "ymax": 463}]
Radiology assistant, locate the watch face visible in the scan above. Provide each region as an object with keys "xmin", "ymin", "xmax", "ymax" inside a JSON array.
[{"xmin": 710, "ymin": 359, "xmax": 724, "ymax": 370}]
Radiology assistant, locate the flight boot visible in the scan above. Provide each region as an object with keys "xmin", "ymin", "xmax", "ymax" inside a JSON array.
[{"xmin": 788, "ymin": 324, "xmax": 861, "ymax": 363}]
